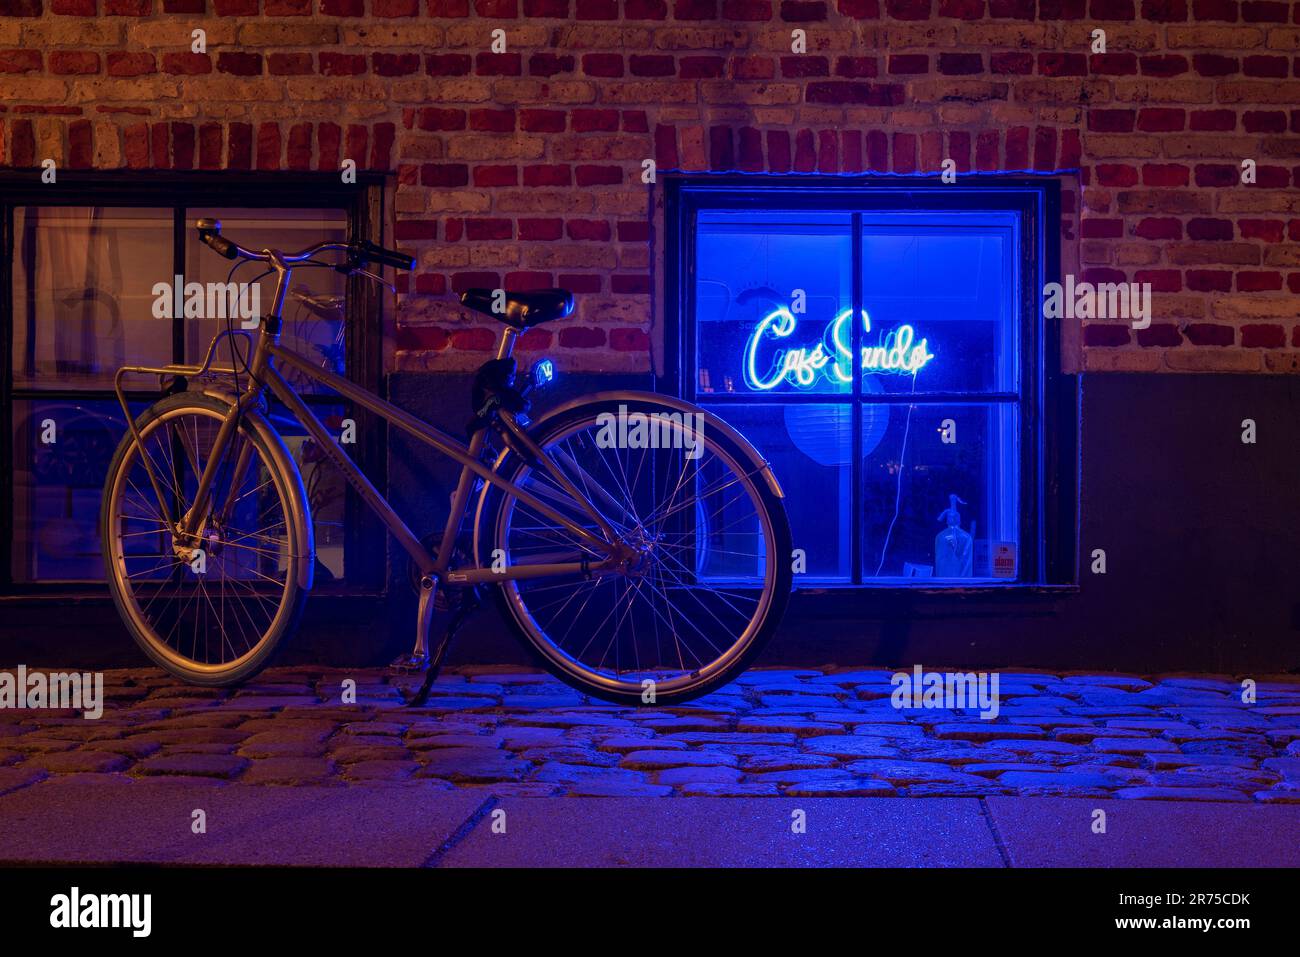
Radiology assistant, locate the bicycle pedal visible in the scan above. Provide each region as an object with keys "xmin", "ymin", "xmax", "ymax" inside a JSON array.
[{"xmin": 389, "ymin": 652, "xmax": 430, "ymax": 674}]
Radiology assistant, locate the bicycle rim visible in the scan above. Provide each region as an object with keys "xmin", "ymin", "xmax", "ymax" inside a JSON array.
[
  {"xmin": 494, "ymin": 406, "xmax": 782, "ymax": 700},
  {"xmin": 105, "ymin": 402, "xmax": 302, "ymax": 678}
]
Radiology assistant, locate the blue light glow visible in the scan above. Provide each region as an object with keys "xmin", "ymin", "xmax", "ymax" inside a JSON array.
[{"xmin": 742, "ymin": 307, "xmax": 935, "ymax": 392}]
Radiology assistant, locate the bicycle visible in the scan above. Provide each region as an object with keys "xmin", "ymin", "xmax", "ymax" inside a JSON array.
[{"xmin": 100, "ymin": 219, "xmax": 792, "ymax": 705}]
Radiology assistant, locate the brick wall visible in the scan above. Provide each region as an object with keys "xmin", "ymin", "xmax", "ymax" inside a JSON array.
[{"xmin": 1, "ymin": 1, "xmax": 1298, "ymax": 374}]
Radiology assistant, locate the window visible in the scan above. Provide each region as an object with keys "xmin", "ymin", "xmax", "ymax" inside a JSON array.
[
  {"xmin": 668, "ymin": 179, "xmax": 1068, "ymax": 587},
  {"xmin": 0, "ymin": 174, "xmax": 387, "ymax": 591}
]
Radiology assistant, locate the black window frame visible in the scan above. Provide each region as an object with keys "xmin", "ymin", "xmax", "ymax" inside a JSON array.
[
  {"xmin": 0, "ymin": 170, "xmax": 391, "ymax": 596},
  {"xmin": 663, "ymin": 174, "xmax": 1076, "ymax": 590}
]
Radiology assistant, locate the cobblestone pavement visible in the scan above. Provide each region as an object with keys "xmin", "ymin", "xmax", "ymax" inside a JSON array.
[{"xmin": 2, "ymin": 666, "xmax": 1299, "ymax": 802}]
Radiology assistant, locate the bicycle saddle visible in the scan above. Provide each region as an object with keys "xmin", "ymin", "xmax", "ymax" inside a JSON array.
[{"xmin": 460, "ymin": 288, "xmax": 574, "ymax": 328}]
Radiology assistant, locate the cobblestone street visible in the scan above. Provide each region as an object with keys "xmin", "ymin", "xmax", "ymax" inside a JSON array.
[{"xmin": 4, "ymin": 666, "xmax": 1300, "ymax": 803}]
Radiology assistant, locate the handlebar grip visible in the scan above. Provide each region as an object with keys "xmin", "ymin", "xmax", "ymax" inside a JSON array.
[
  {"xmin": 198, "ymin": 227, "xmax": 238, "ymax": 261},
  {"xmin": 358, "ymin": 239, "xmax": 414, "ymax": 271}
]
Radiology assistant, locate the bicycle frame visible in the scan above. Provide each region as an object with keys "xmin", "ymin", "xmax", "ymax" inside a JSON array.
[{"xmin": 114, "ymin": 246, "xmax": 631, "ymax": 636}]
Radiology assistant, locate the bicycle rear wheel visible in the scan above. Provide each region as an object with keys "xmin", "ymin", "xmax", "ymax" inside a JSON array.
[
  {"xmin": 482, "ymin": 396, "xmax": 792, "ymax": 705},
  {"xmin": 101, "ymin": 392, "xmax": 313, "ymax": 685}
]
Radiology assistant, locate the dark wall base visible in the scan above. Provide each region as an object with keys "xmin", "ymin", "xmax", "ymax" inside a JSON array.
[{"xmin": 4, "ymin": 372, "xmax": 1297, "ymax": 675}]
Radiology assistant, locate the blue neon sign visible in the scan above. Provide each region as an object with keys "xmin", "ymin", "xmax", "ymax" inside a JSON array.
[{"xmin": 742, "ymin": 308, "xmax": 935, "ymax": 392}]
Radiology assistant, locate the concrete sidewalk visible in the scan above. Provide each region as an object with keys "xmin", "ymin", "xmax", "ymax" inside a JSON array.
[{"xmin": 1, "ymin": 777, "xmax": 1297, "ymax": 867}]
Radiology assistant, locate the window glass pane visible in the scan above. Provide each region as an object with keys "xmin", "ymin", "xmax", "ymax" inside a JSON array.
[
  {"xmin": 266, "ymin": 401, "xmax": 349, "ymax": 585},
  {"xmin": 861, "ymin": 216, "xmax": 1018, "ymax": 394},
  {"xmin": 864, "ymin": 402, "xmax": 1019, "ymax": 582},
  {"xmin": 701, "ymin": 402, "xmax": 854, "ymax": 582},
  {"xmin": 695, "ymin": 210, "xmax": 851, "ymax": 396},
  {"xmin": 9, "ymin": 398, "xmax": 143, "ymax": 582},
  {"xmin": 185, "ymin": 208, "xmax": 348, "ymax": 396},
  {"xmin": 11, "ymin": 207, "xmax": 173, "ymax": 390}
]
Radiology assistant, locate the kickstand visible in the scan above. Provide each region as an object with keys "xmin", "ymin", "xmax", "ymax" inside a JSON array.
[{"xmin": 403, "ymin": 588, "xmax": 480, "ymax": 707}]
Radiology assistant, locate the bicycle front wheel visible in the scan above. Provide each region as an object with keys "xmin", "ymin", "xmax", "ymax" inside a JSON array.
[
  {"xmin": 483, "ymin": 396, "xmax": 792, "ymax": 705},
  {"xmin": 101, "ymin": 392, "xmax": 314, "ymax": 685}
]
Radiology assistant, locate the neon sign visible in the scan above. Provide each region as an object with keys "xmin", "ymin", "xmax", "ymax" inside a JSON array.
[{"xmin": 742, "ymin": 308, "xmax": 935, "ymax": 391}]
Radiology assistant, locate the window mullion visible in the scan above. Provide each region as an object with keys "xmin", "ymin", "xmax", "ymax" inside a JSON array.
[{"xmin": 850, "ymin": 211, "xmax": 863, "ymax": 585}]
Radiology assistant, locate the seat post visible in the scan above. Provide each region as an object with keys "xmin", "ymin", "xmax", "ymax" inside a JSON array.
[{"xmin": 496, "ymin": 326, "xmax": 519, "ymax": 360}]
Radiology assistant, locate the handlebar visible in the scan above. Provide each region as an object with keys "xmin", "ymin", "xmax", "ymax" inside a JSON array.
[{"xmin": 195, "ymin": 218, "xmax": 414, "ymax": 271}]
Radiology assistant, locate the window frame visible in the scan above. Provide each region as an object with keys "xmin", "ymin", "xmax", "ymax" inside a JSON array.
[
  {"xmin": 663, "ymin": 174, "xmax": 1075, "ymax": 590},
  {"xmin": 0, "ymin": 171, "xmax": 391, "ymax": 595}
]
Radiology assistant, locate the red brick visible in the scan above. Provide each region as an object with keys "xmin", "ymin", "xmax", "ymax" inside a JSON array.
[
  {"xmin": 526, "ymin": 54, "xmax": 576, "ymax": 76},
  {"xmin": 1239, "ymin": 219, "xmax": 1284, "ymax": 242},
  {"xmin": 1136, "ymin": 323, "xmax": 1183, "ymax": 347},
  {"xmin": 1090, "ymin": 53, "xmax": 1138, "ymax": 75},
  {"xmin": 1186, "ymin": 270, "xmax": 1232, "ymax": 291},
  {"xmin": 681, "ymin": 56, "xmax": 725, "ymax": 78},
  {"xmin": 1241, "ymin": 1, "xmax": 1286, "ymax": 22},
  {"xmin": 525, "ymin": 0, "xmax": 569, "ymax": 12},
  {"xmin": 466, "ymin": 218, "xmax": 512, "ymax": 241},
  {"xmin": 610, "ymin": 328, "xmax": 651, "ymax": 351},
  {"xmin": 781, "ymin": 0, "xmax": 828, "ymax": 18},
  {"xmin": 1237, "ymin": 271, "xmax": 1283, "ymax": 291},
  {"xmin": 558, "ymin": 274, "xmax": 602, "ymax": 293},
  {"xmin": 417, "ymin": 108, "xmax": 466, "ymax": 131},
  {"xmin": 1090, "ymin": 0, "xmax": 1137, "ymax": 17},
  {"xmin": 892, "ymin": 132, "xmax": 917, "ymax": 173},
  {"xmin": 581, "ymin": 54, "xmax": 623, "ymax": 77},
  {"xmin": 885, "ymin": 0, "xmax": 930, "ymax": 17},
  {"xmin": 559, "ymin": 327, "xmax": 606, "ymax": 348},
  {"xmin": 575, "ymin": 165, "xmax": 622, "ymax": 185},
  {"xmin": 470, "ymin": 108, "xmax": 514, "ymax": 132},
  {"xmin": 1137, "ymin": 108, "xmax": 1185, "ymax": 131},
  {"xmin": 216, "ymin": 52, "xmax": 260, "ymax": 76},
  {"xmin": 1140, "ymin": 54, "xmax": 1189, "ymax": 76},
  {"xmin": 1141, "ymin": 0, "xmax": 1188, "ymax": 19},
  {"xmin": 374, "ymin": 53, "xmax": 420, "ymax": 76},
  {"xmin": 1183, "ymin": 324, "xmax": 1234, "ymax": 346},
  {"xmin": 521, "ymin": 109, "xmax": 565, "ymax": 132},
  {"xmin": 519, "ymin": 218, "xmax": 563, "ymax": 240},
  {"xmin": 523, "ymin": 164, "xmax": 571, "ymax": 186},
  {"xmin": 106, "ymin": 52, "xmax": 155, "ymax": 77},
  {"xmin": 1134, "ymin": 269, "xmax": 1182, "ymax": 291},
  {"xmin": 425, "ymin": 54, "xmax": 472, "ymax": 77},
  {"xmin": 630, "ymin": 54, "xmax": 675, "ymax": 76},
  {"xmin": 624, "ymin": 0, "xmax": 668, "ymax": 13},
  {"xmin": 1243, "ymin": 110, "xmax": 1287, "ymax": 133},
  {"xmin": 320, "ymin": 0, "xmax": 364, "ymax": 12},
  {"xmin": 104, "ymin": 0, "xmax": 151, "ymax": 12},
  {"xmin": 1135, "ymin": 217, "xmax": 1182, "ymax": 239},
  {"xmin": 198, "ymin": 123, "xmax": 222, "ymax": 169},
  {"xmin": 888, "ymin": 54, "xmax": 929, "ymax": 74},
  {"xmin": 1082, "ymin": 217, "xmax": 1124, "ymax": 238},
  {"xmin": 1185, "ymin": 217, "xmax": 1232, "ymax": 240},
  {"xmin": 1192, "ymin": 54, "xmax": 1238, "ymax": 76},
  {"xmin": 1040, "ymin": 53, "xmax": 1087, "ymax": 76},
  {"xmin": 1194, "ymin": 164, "xmax": 1239, "ymax": 187},
  {"xmin": 51, "ymin": 0, "xmax": 96, "ymax": 12},
  {"xmin": 269, "ymin": 53, "xmax": 313, "ymax": 75},
  {"xmin": 782, "ymin": 56, "xmax": 829, "ymax": 78},
  {"xmin": 227, "ymin": 122, "xmax": 252, "ymax": 170},
  {"xmin": 566, "ymin": 219, "xmax": 612, "ymax": 241},
  {"xmin": 374, "ymin": 0, "xmax": 420, "ymax": 12},
  {"xmin": 473, "ymin": 165, "xmax": 517, "ymax": 187},
  {"xmin": 768, "ymin": 129, "xmax": 792, "ymax": 171},
  {"xmin": 49, "ymin": 52, "xmax": 99, "ymax": 75},
  {"xmin": 423, "ymin": 164, "xmax": 470, "ymax": 187},
  {"xmin": 1189, "ymin": 109, "xmax": 1235, "ymax": 131},
  {"xmin": 572, "ymin": 109, "xmax": 618, "ymax": 132},
  {"xmin": 991, "ymin": 52, "xmax": 1034, "ymax": 74},
  {"xmin": 1083, "ymin": 325, "xmax": 1132, "ymax": 347},
  {"xmin": 1190, "ymin": 0, "xmax": 1234, "ymax": 17},
  {"xmin": 939, "ymin": 53, "xmax": 982, "ymax": 75},
  {"xmin": 723, "ymin": 0, "xmax": 773, "ymax": 16},
  {"xmin": 320, "ymin": 53, "xmax": 366, "ymax": 76},
  {"xmin": 1240, "ymin": 324, "xmax": 1285, "ymax": 347},
  {"xmin": 611, "ymin": 274, "xmax": 650, "ymax": 294},
  {"xmin": 1243, "ymin": 55, "xmax": 1288, "ymax": 78},
  {"xmin": 673, "ymin": 0, "xmax": 718, "ymax": 17}
]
